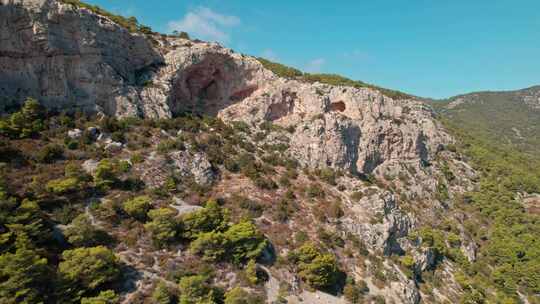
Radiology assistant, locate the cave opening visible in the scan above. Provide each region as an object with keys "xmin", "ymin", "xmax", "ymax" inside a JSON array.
[{"xmin": 168, "ymin": 54, "xmax": 256, "ymax": 117}]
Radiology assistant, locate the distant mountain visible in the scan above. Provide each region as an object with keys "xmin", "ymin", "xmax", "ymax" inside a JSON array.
[{"xmin": 430, "ymin": 86, "xmax": 540, "ymax": 155}]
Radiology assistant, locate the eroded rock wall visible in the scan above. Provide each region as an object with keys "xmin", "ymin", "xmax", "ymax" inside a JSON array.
[{"xmin": 0, "ymin": 0, "xmax": 163, "ymax": 115}]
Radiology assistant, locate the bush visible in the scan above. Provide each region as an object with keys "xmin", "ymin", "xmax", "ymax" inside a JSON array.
[
  {"xmin": 0, "ymin": 97, "xmax": 45, "ymax": 138},
  {"xmin": 447, "ymin": 232, "xmax": 461, "ymax": 247},
  {"xmin": 94, "ymin": 159, "xmax": 118, "ymax": 189},
  {"xmin": 291, "ymin": 243, "xmax": 342, "ymax": 291},
  {"xmin": 60, "ymin": 0, "xmax": 151, "ymax": 33},
  {"xmin": 253, "ymin": 176, "xmax": 277, "ymax": 190},
  {"xmin": 236, "ymin": 196, "xmax": 264, "ymax": 218},
  {"xmin": 130, "ymin": 153, "xmax": 144, "ymax": 164},
  {"xmin": 400, "ymin": 255, "xmax": 415, "ymax": 269},
  {"xmin": 343, "ymin": 280, "xmax": 369, "ymax": 304},
  {"xmin": 178, "ymin": 275, "xmax": 220, "ymax": 304},
  {"xmin": 151, "ymin": 282, "xmax": 174, "ymax": 304},
  {"xmin": 306, "ymin": 183, "xmax": 325, "ymax": 198},
  {"xmin": 65, "ymin": 163, "xmax": 89, "ymax": 181},
  {"xmin": 223, "ymin": 220, "xmax": 268, "ymax": 264},
  {"xmin": 190, "ymin": 220, "xmax": 267, "ymax": 265},
  {"xmin": 144, "ymin": 208, "xmax": 179, "ymax": 248},
  {"xmin": 224, "ymin": 287, "xmax": 263, "ymax": 304},
  {"xmin": 274, "ymin": 199, "xmax": 294, "ymax": 222},
  {"xmin": 64, "ymin": 214, "xmax": 112, "ymax": 247},
  {"xmin": 46, "ymin": 177, "xmax": 81, "ymax": 194},
  {"xmin": 317, "ymin": 168, "xmax": 338, "ymax": 185},
  {"xmin": 81, "ymin": 290, "xmax": 119, "ymax": 304},
  {"xmin": 182, "ymin": 199, "xmax": 230, "ymax": 239},
  {"xmin": 245, "ymin": 259, "xmax": 260, "ymax": 285},
  {"xmin": 122, "ymin": 195, "xmax": 152, "ymax": 221},
  {"xmin": 418, "ymin": 227, "xmax": 447, "ymax": 258},
  {"xmin": 256, "ymin": 57, "xmax": 303, "ymax": 79},
  {"xmin": 59, "ymin": 246, "xmax": 120, "ymax": 291},
  {"xmin": 36, "ymin": 144, "xmax": 64, "ymax": 163},
  {"xmin": 189, "ymin": 231, "xmax": 227, "ymax": 262},
  {"xmin": 157, "ymin": 139, "xmax": 184, "ymax": 154},
  {"xmin": 0, "ymin": 235, "xmax": 49, "ymax": 304}
]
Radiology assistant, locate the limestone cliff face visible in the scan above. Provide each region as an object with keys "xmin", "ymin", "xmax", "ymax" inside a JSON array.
[
  {"xmin": 151, "ymin": 39, "xmax": 451, "ymax": 180},
  {"xmin": 0, "ymin": 0, "xmax": 452, "ymax": 179},
  {"xmin": 0, "ymin": 0, "xmax": 163, "ymax": 115}
]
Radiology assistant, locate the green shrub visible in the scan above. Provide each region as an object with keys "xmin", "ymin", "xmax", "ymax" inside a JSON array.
[
  {"xmin": 65, "ymin": 139, "xmax": 79, "ymax": 150},
  {"xmin": 244, "ymin": 259, "xmax": 262, "ymax": 285},
  {"xmin": 291, "ymin": 243, "xmax": 342, "ymax": 291},
  {"xmin": 0, "ymin": 97, "xmax": 45, "ymax": 138},
  {"xmin": 60, "ymin": 0, "xmax": 152, "ymax": 34},
  {"xmin": 255, "ymin": 58, "xmax": 410, "ymax": 99},
  {"xmin": 343, "ymin": 280, "xmax": 369, "ymax": 304},
  {"xmin": 447, "ymin": 232, "xmax": 461, "ymax": 247},
  {"xmin": 189, "ymin": 231, "xmax": 227, "ymax": 262},
  {"xmin": 178, "ymin": 275, "xmax": 220, "ymax": 304},
  {"xmin": 130, "ymin": 153, "xmax": 144, "ymax": 164},
  {"xmin": 236, "ymin": 196, "xmax": 264, "ymax": 218},
  {"xmin": 46, "ymin": 177, "xmax": 81, "ymax": 194},
  {"xmin": 307, "ymin": 183, "xmax": 325, "ymax": 198},
  {"xmin": 256, "ymin": 57, "xmax": 303, "ymax": 79},
  {"xmin": 144, "ymin": 208, "xmax": 179, "ymax": 248},
  {"xmin": 418, "ymin": 227, "xmax": 447, "ymax": 259},
  {"xmin": 94, "ymin": 159, "xmax": 118, "ymax": 189},
  {"xmin": 59, "ymin": 246, "xmax": 120, "ymax": 291},
  {"xmin": 81, "ymin": 290, "xmax": 119, "ymax": 304},
  {"xmin": 122, "ymin": 195, "xmax": 152, "ymax": 221},
  {"xmin": 224, "ymin": 286, "xmax": 263, "ymax": 304},
  {"xmin": 223, "ymin": 220, "xmax": 268, "ymax": 264},
  {"xmin": 182, "ymin": 199, "xmax": 230, "ymax": 239},
  {"xmin": 157, "ymin": 139, "xmax": 184, "ymax": 154},
  {"xmin": 0, "ymin": 235, "xmax": 49, "ymax": 304},
  {"xmin": 190, "ymin": 220, "xmax": 267, "ymax": 265},
  {"xmin": 317, "ymin": 168, "xmax": 338, "ymax": 185},
  {"xmin": 151, "ymin": 282, "xmax": 173, "ymax": 304},
  {"xmin": 64, "ymin": 214, "xmax": 111, "ymax": 247},
  {"xmin": 36, "ymin": 144, "xmax": 64, "ymax": 163},
  {"xmin": 274, "ymin": 199, "xmax": 294, "ymax": 222},
  {"xmin": 253, "ymin": 176, "xmax": 277, "ymax": 190},
  {"xmin": 401, "ymin": 255, "xmax": 415, "ymax": 267}
]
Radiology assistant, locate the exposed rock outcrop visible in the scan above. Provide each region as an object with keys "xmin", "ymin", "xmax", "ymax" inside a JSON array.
[
  {"xmin": 136, "ymin": 150, "xmax": 215, "ymax": 189},
  {"xmin": 0, "ymin": 0, "xmax": 451, "ymax": 178},
  {"xmin": 0, "ymin": 0, "xmax": 163, "ymax": 115},
  {"xmin": 342, "ymin": 191, "xmax": 415, "ymax": 254}
]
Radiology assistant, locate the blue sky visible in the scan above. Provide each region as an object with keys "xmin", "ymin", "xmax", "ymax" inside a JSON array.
[{"xmin": 86, "ymin": 0, "xmax": 540, "ymax": 98}]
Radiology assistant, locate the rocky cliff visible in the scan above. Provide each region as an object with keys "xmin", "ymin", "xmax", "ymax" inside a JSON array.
[
  {"xmin": 0, "ymin": 1, "xmax": 480, "ymax": 303},
  {"xmin": 0, "ymin": 0, "xmax": 452, "ymax": 178}
]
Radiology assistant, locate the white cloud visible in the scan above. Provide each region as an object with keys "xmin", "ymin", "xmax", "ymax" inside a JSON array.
[
  {"xmin": 260, "ymin": 49, "xmax": 278, "ymax": 61},
  {"xmin": 305, "ymin": 58, "xmax": 326, "ymax": 73},
  {"xmin": 168, "ymin": 7, "xmax": 240, "ymax": 43}
]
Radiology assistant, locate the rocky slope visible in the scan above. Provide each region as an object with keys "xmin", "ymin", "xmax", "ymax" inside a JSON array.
[{"xmin": 0, "ymin": 1, "xmax": 497, "ymax": 304}]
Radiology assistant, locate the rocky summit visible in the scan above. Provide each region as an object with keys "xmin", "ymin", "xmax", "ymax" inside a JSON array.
[{"xmin": 0, "ymin": 1, "xmax": 538, "ymax": 304}]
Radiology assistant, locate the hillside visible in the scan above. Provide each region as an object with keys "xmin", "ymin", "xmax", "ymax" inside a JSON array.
[
  {"xmin": 0, "ymin": 1, "xmax": 539, "ymax": 304},
  {"xmin": 430, "ymin": 86, "xmax": 540, "ymax": 155}
]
